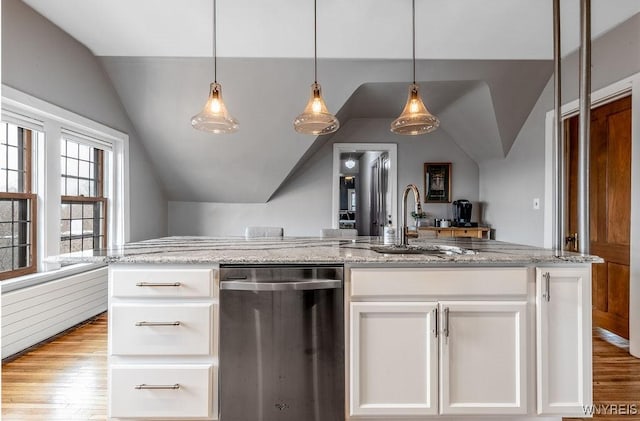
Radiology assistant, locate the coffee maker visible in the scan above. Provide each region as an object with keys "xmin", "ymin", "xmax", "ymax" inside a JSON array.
[{"xmin": 453, "ymin": 200, "xmax": 476, "ymax": 227}]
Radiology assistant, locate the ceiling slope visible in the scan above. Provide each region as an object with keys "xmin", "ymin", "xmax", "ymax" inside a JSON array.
[{"xmin": 100, "ymin": 57, "xmax": 551, "ymax": 203}]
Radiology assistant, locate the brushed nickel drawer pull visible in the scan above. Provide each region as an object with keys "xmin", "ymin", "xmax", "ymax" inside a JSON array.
[
  {"xmin": 135, "ymin": 383, "xmax": 180, "ymax": 390},
  {"xmin": 136, "ymin": 282, "xmax": 181, "ymax": 287},
  {"xmin": 135, "ymin": 321, "xmax": 181, "ymax": 327}
]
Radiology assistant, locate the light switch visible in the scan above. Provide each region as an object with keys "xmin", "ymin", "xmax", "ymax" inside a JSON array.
[{"xmin": 533, "ymin": 198, "xmax": 540, "ymax": 210}]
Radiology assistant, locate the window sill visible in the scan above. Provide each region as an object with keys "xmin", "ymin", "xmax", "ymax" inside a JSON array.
[{"xmin": 1, "ymin": 262, "xmax": 107, "ymax": 294}]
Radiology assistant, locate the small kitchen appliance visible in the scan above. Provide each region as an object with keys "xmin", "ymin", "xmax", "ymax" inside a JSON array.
[{"xmin": 452, "ymin": 200, "xmax": 476, "ymax": 227}]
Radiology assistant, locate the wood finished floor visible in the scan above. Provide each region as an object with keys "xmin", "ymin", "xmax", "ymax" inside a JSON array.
[
  {"xmin": 2, "ymin": 314, "xmax": 107, "ymax": 420},
  {"xmin": 2, "ymin": 314, "xmax": 640, "ymax": 420}
]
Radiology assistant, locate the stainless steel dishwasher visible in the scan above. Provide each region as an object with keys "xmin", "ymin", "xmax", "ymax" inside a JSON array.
[{"xmin": 219, "ymin": 265, "xmax": 344, "ymax": 421}]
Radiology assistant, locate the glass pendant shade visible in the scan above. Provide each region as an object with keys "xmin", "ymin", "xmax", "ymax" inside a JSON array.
[
  {"xmin": 345, "ymin": 158, "xmax": 356, "ymax": 169},
  {"xmin": 294, "ymin": 83, "xmax": 340, "ymax": 135},
  {"xmin": 191, "ymin": 83, "xmax": 239, "ymax": 134},
  {"xmin": 391, "ymin": 84, "xmax": 439, "ymax": 135}
]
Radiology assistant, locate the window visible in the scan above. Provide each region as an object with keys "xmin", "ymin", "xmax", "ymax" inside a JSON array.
[
  {"xmin": 60, "ymin": 138, "xmax": 107, "ymax": 253},
  {"xmin": 0, "ymin": 122, "xmax": 37, "ymax": 279}
]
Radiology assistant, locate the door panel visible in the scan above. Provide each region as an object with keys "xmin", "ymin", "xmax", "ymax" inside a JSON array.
[
  {"xmin": 439, "ymin": 301, "xmax": 527, "ymax": 415},
  {"xmin": 566, "ymin": 95, "xmax": 631, "ymax": 338},
  {"xmin": 350, "ymin": 301, "xmax": 438, "ymax": 416}
]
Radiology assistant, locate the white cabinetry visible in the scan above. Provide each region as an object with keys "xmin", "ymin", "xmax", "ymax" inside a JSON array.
[
  {"xmin": 536, "ymin": 267, "xmax": 592, "ymax": 416},
  {"xmin": 350, "ymin": 302, "xmax": 438, "ymax": 416},
  {"xmin": 440, "ymin": 301, "xmax": 527, "ymax": 415},
  {"xmin": 349, "ymin": 268, "xmax": 528, "ymax": 417},
  {"xmin": 108, "ymin": 264, "xmax": 218, "ymax": 421}
]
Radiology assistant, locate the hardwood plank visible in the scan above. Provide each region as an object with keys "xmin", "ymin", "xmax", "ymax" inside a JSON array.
[{"xmin": 2, "ymin": 313, "xmax": 107, "ymax": 421}]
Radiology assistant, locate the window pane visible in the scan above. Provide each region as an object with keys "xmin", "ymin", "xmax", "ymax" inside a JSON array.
[
  {"xmin": 60, "ymin": 241, "xmax": 70, "ymax": 254},
  {"xmin": 61, "ymin": 203, "xmax": 71, "ymax": 219},
  {"xmin": 0, "ymin": 248, "xmax": 12, "ymax": 272},
  {"xmin": 66, "ymin": 177, "xmax": 78, "ymax": 196},
  {"xmin": 7, "ymin": 146, "xmax": 18, "ymax": 170},
  {"xmin": 83, "ymin": 203, "xmax": 94, "ymax": 219},
  {"xmin": 60, "ymin": 219, "xmax": 70, "ymax": 237},
  {"xmin": 67, "ymin": 158, "xmax": 78, "ymax": 176},
  {"xmin": 79, "ymin": 144, "xmax": 90, "ymax": 161},
  {"xmin": 82, "ymin": 238, "xmax": 93, "ymax": 250},
  {"xmin": 82, "ymin": 218, "xmax": 93, "ymax": 232},
  {"xmin": 7, "ymin": 125, "xmax": 18, "ymax": 146},
  {"xmin": 0, "ymin": 144, "xmax": 6, "ymax": 169},
  {"xmin": 7, "ymin": 171, "xmax": 18, "ymax": 192},
  {"xmin": 71, "ymin": 203, "xmax": 82, "ymax": 219},
  {"xmin": 79, "ymin": 179, "xmax": 90, "ymax": 196},
  {"xmin": 79, "ymin": 160, "xmax": 90, "ymax": 179},
  {"xmin": 71, "ymin": 219, "xmax": 83, "ymax": 236},
  {"xmin": 70, "ymin": 239, "xmax": 82, "ymax": 252},
  {"xmin": 66, "ymin": 141, "xmax": 78, "ymax": 158}
]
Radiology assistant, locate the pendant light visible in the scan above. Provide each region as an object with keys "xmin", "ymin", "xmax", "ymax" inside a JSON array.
[
  {"xmin": 293, "ymin": 0, "xmax": 339, "ymax": 135},
  {"xmin": 191, "ymin": 0, "xmax": 239, "ymax": 134},
  {"xmin": 390, "ymin": 0, "xmax": 439, "ymax": 135}
]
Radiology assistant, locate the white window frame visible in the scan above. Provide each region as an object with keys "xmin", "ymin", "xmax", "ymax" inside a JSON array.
[{"xmin": 1, "ymin": 85, "xmax": 130, "ymax": 287}]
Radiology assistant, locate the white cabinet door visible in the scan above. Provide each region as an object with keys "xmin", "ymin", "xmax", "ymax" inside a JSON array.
[
  {"xmin": 350, "ymin": 301, "xmax": 438, "ymax": 416},
  {"xmin": 439, "ymin": 301, "xmax": 527, "ymax": 415},
  {"xmin": 536, "ymin": 267, "xmax": 592, "ymax": 415}
]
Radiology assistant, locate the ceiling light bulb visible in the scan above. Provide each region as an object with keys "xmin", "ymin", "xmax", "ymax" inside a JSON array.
[
  {"xmin": 191, "ymin": 83, "xmax": 239, "ymax": 134},
  {"xmin": 312, "ymin": 97, "xmax": 323, "ymax": 114},
  {"xmin": 391, "ymin": 84, "xmax": 440, "ymax": 135},
  {"xmin": 210, "ymin": 97, "xmax": 222, "ymax": 113},
  {"xmin": 345, "ymin": 158, "xmax": 356, "ymax": 169},
  {"xmin": 294, "ymin": 83, "xmax": 340, "ymax": 135}
]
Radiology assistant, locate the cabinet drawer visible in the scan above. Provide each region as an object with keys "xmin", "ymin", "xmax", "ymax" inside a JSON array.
[
  {"xmin": 436, "ymin": 229, "xmax": 454, "ymax": 238},
  {"xmin": 110, "ymin": 267, "xmax": 215, "ymax": 298},
  {"xmin": 351, "ymin": 268, "xmax": 528, "ymax": 298},
  {"xmin": 111, "ymin": 303, "xmax": 213, "ymax": 356},
  {"xmin": 454, "ymin": 229, "xmax": 480, "ymax": 238},
  {"xmin": 110, "ymin": 364, "xmax": 214, "ymax": 419}
]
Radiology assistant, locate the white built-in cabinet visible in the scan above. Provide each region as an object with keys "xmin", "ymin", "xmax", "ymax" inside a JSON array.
[
  {"xmin": 439, "ymin": 301, "xmax": 527, "ymax": 415},
  {"xmin": 349, "ymin": 265, "xmax": 593, "ymax": 419},
  {"xmin": 349, "ymin": 268, "xmax": 529, "ymax": 417},
  {"xmin": 108, "ymin": 264, "xmax": 219, "ymax": 421},
  {"xmin": 350, "ymin": 302, "xmax": 439, "ymax": 416},
  {"xmin": 536, "ymin": 266, "xmax": 592, "ymax": 415}
]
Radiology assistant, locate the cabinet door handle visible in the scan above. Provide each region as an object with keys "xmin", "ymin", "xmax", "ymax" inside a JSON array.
[
  {"xmin": 135, "ymin": 383, "xmax": 180, "ymax": 390},
  {"xmin": 433, "ymin": 308, "xmax": 438, "ymax": 338},
  {"xmin": 136, "ymin": 282, "xmax": 181, "ymax": 287},
  {"xmin": 443, "ymin": 307, "xmax": 450, "ymax": 338},
  {"xmin": 135, "ymin": 321, "xmax": 181, "ymax": 327},
  {"xmin": 543, "ymin": 272, "xmax": 551, "ymax": 302}
]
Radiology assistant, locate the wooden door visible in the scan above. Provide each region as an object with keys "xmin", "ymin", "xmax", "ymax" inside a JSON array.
[
  {"xmin": 349, "ymin": 301, "xmax": 438, "ymax": 416},
  {"xmin": 566, "ymin": 96, "xmax": 631, "ymax": 338}
]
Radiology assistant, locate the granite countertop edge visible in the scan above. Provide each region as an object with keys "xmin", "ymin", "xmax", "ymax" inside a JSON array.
[{"xmin": 50, "ymin": 236, "xmax": 604, "ymax": 266}]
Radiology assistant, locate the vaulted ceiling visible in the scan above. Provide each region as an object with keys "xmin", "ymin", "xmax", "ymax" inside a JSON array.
[{"xmin": 19, "ymin": 0, "xmax": 640, "ymax": 202}]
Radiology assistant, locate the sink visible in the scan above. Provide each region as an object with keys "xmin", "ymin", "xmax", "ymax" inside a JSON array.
[{"xmin": 370, "ymin": 244, "xmax": 477, "ymax": 255}]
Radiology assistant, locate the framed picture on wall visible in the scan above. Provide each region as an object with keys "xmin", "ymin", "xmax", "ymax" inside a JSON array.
[{"xmin": 424, "ymin": 162, "xmax": 451, "ymax": 203}]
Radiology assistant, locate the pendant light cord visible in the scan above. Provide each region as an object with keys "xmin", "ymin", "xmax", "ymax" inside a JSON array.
[
  {"xmin": 314, "ymin": 0, "xmax": 318, "ymax": 83},
  {"xmin": 412, "ymin": 0, "xmax": 416, "ymax": 84},
  {"xmin": 213, "ymin": 0, "xmax": 217, "ymax": 83}
]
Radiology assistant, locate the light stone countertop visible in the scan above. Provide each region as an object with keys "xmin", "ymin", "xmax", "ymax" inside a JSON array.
[{"xmin": 50, "ymin": 236, "xmax": 603, "ymax": 266}]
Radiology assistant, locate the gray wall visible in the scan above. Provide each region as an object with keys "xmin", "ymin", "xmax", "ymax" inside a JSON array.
[
  {"xmin": 480, "ymin": 13, "xmax": 640, "ymax": 247},
  {"xmin": 169, "ymin": 118, "xmax": 479, "ymax": 236},
  {"xmin": 1, "ymin": 0, "xmax": 167, "ymax": 241}
]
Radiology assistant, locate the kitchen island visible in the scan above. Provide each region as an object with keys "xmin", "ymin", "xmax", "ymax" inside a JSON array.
[{"xmin": 55, "ymin": 236, "xmax": 601, "ymax": 421}]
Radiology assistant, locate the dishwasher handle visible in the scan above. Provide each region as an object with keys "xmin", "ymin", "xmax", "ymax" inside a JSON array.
[{"xmin": 221, "ymin": 279, "xmax": 342, "ymax": 291}]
